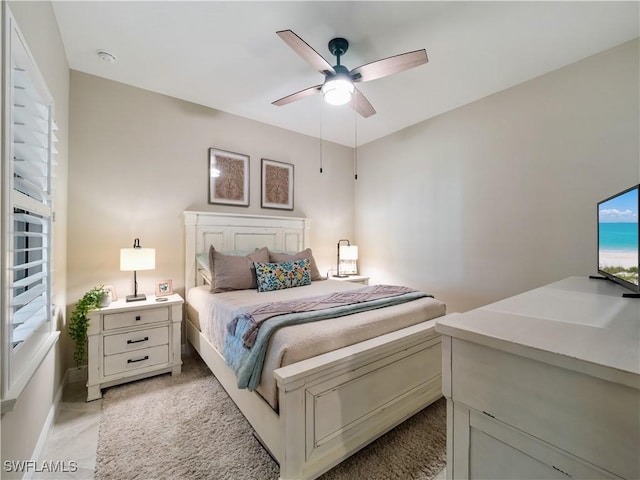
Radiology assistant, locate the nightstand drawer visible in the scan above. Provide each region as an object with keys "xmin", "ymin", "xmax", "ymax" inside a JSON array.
[
  {"xmin": 103, "ymin": 326, "xmax": 168, "ymax": 356},
  {"xmin": 104, "ymin": 345, "xmax": 169, "ymax": 376},
  {"xmin": 103, "ymin": 307, "xmax": 168, "ymax": 330}
]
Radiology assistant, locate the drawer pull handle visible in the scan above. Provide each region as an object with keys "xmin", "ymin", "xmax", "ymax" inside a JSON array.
[
  {"xmin": 127, "ymin": 355, "xmax": 149, "ymax": 364},
  {"xmin": 552, "ymin": 466, "xmax": 572, "ymax": 478},
  {"xmin": 135, "ymin": 315, "xmax": 141, "ymax": 321},
  {"xmin": 127, "ymin": 337, "xmax": 149, "ymax": 345}
]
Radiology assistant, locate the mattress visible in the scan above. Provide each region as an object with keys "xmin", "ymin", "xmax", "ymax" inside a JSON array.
[{"xmin": 187, "ymin": 279, "xmax": 446, "ymax": 409}]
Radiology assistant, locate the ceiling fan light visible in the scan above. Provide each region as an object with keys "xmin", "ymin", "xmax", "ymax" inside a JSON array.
[{"xmin": 322, "ymin": 78, "xmax": 354, "ymax": 106}]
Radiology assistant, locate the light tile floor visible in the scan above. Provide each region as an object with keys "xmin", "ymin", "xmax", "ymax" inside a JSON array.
[
  {"xmin": 34, "ymin": 382, "xmax": 448, "ymax": 480},
  {"xmin": 32, "ymin": 382, "xmax": 101, "ymax": 480},
  {"xmin": 434, "ymin": 467, "xmax": 447, "ymax": 480}
]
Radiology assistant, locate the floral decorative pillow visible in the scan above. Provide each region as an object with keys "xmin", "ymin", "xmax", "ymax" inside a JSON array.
[{"xmin": 254, "ymin": 259, "xmax": 311, "ymax": 292}]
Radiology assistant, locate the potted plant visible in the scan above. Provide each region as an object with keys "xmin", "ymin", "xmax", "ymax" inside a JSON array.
[{"xmin": 69, "ymin": 285, "xmax": 110, "ymax": 367}]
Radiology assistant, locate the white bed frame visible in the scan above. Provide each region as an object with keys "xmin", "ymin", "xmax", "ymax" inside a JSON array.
[{"xmin": 183, "ymin": 211, "xmax": 443, "ymax": 480}]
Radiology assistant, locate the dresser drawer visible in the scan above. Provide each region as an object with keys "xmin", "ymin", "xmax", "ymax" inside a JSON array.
[
  {"xmin": 103, "ymin": 326, "xmax": 168, "ymax": 356},
  {"xmin": 450, "ymin": 338, "xmax": 639, "ymax": 479},
  {"xmin": 103, "ymin": 306, "xmax": 168, "ymax": 330},
  {"xmin": 468, "ymin": 410, "xmax": 622, "ymax": 479},
  {"xmin": 103, "ymin": 345, "xmax": 169, "ymax": 376}
]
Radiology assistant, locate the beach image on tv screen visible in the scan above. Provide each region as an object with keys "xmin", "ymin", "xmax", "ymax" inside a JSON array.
[{"xmin": 598, "ymin": 187, "xmax": 639, "ymax": 286}]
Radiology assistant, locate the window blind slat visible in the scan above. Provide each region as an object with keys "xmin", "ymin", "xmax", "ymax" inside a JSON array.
[
  {"xmin": 12, "ymin": 297, "xmax": 46, "ymax": 325},
  {"xmin": 12, "ymin": 87, "xmax": 48, "ymax": 120},
  {"xmin": 12, "ymin": 313, "xmax": 46, "ymax": 347},
  {"xmin": 14, "ymin": 246, "xmax": 43, "ymax": 254},
  {"xmin": 12, "ymin": 190, "xmax": 51, "ymax": 216},
  {"xmin": 13, "ymin": 284, "xmax": 45, "ymax": 307},
  {"xmin": 13, "ymin": 271, "xmax": 46, "ymax": 289},
  {"xmin": 13, "ymin": 67, "xmax": 49, "ymax": 119},
  {"xmin": 13, "ymin": 123, "xmax": 48, "ymax": 149},
  {"xmin": 13, "ymin": 105, "xmax": 49, "ymax": 133},
  {"xmin": 14, "ymin": 150, "xmax": 48, "ymax": 171},
  {"xmin": 14, "ymin": 176, "xmax": 47, "ymax": 202},
  {"xmin": 14, "ymin": 141, "xmax": 47, "ymax": 164},
  {"xmin": 13, "ymin": 212, "xmax": 45, "ymax": 224},
  {"xmin": 12, "ymin": 259, "xmax": 45, "ymax": 271},
  {"xmin": 13, "ymin": 231, "xmax": 46, "ymax": 240}
]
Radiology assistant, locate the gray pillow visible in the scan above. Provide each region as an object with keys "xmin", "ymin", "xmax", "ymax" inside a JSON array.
[
  {"xmin": 209, "ymin": 246, "xmax": 270, "ymax": 293},
  {"xmin": 268, "ymin": 248, "xmax": 325, "ymax": 281}
]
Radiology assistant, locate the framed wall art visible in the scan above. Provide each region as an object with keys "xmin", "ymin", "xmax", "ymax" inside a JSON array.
[
  {"xmin": 209, "ymin": 148, "xmax": 249, "ymax": 206},
  {"xmin": 261, "ymin": 158, "xmax": 294, "ymax": 210}
]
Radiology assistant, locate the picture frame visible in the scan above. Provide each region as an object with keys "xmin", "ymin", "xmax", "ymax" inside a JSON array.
[
  {"xmin": 261, "ymin": 158, "xmax": 294, "ymax": 210},
  {"xmin": 104, "ymin": 285, "xmax": 117, "ymax": 301},
  {"xmin": 155, "ymin": 280, "xmax": 173, "ymax": 297},
  {"xmin": 209, "ymin": 148, "xmax": 249, "ymax": 207}
]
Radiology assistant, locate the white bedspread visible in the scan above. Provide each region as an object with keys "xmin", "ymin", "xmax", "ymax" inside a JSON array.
[{"xmin": 187, "ymin": 280, "xmax": 446, "ymax": 409}]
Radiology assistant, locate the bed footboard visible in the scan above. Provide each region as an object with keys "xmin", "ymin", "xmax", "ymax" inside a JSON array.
[
  {"xmin": 187, "ymin": 315, "xmax": 441, "ymax": 480},
  {"xmin": 274, "ymin": 320, "xmax": 442, "ymax": 480}
]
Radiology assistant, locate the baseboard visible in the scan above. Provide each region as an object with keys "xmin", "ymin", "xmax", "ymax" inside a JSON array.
[
  {"xmin": 182, "ymin": 342, "xmax": 194, "ymax": 357},
  {"xmin": 67, "ymin": 365, "xmax": 87, "ymax": 384},
  {"xmin": 25, "ymin": 369, "xmax": 68, "ymax": 479}
]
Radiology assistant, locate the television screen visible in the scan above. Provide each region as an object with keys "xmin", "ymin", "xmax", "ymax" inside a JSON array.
[{"xmin": 597, "ymin": 184, "xmax": 639, "ymax": 293}]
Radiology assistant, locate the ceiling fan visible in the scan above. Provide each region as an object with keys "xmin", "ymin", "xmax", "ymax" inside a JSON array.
[{"xmin": 272, "ymin": 30, "xmax": 428, "ymax": 118}]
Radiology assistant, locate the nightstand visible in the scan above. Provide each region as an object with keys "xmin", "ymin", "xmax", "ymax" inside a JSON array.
[
  {"xmin": 86, "ymin": 293, "xmax": 183, "ymax": 401},
  {"xmin": 332, "ymin": 275, "xmax": 370, "ymax": 285}
]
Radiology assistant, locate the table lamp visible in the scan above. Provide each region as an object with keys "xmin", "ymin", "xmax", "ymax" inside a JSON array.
[
  {"xmin": 334, "ymin": 239, "xmax": 358, "ymax": 277},
  {"xmin": 120, "ymin": 238, "xmax": 155, "ymax": 302}
]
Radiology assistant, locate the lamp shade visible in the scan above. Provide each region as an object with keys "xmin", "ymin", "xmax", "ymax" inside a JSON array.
[
  {"xmin": 120, "ymin": 247, "xmax": 155, "ymax": 271},
  {"xmin": 339, "ymin": 245, "xmax": 358, "ymax": 261}
]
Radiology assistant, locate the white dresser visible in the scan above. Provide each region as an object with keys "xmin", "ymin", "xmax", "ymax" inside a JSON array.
[
  {"xmin": 86, "ymin": 294, "xmax": 183, "ymax": 401},
  {"xmin": 436, "ymin": 277, "xmax": 639, "ymax": 480}
]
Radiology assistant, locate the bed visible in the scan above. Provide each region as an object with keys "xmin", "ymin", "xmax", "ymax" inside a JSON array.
[{"xmin": 183, "ymin": 211, "xmax": 446, "ymax": 480}]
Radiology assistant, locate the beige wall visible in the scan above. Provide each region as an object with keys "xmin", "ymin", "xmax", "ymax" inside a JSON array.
[
  {"xmin": 355, "ymin": 39, "xmax": 639, "ymax": 313},
  {"xmin": 67, "ymin": 71, "xmax": 355, "ymax": 337},
  {"xmin": 1, "ymin": 1, "xmax": 69, "ymax": 474}
]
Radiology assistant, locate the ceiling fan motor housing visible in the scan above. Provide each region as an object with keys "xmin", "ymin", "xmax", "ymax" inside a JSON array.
[{"xmin": 328, "ymin": 37, "xmax": 349, "ymax": 63}]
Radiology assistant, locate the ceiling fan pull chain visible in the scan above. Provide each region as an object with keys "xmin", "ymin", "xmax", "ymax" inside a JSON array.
[
  {"xmin": 319, "ymin": 98, "xmax": 323, "ymax": 174},
  {"xmin": 354, "ymin": 113, "xmax": 358, "ymax": 180}
]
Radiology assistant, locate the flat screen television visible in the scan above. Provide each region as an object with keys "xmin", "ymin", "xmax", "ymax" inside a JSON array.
[{"xmin": 597, "ymin": 184, "xmax": 639, "ymax": 296}]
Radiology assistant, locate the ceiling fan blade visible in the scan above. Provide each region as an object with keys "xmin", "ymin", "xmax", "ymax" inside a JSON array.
[
  {"xmin": 272, "ymin": 85, "xmax": 322, "ymax": 107},
  {"xmin": 351, "ymin": 49, "xmax": 428, "ymax": 83},
  {"xmin": 351, "ymin": 87, "xmax": 376, "ymax": 118},
  {"xmin": 276, "ymin": 30, "xmax": 335, "ymax": 75}
]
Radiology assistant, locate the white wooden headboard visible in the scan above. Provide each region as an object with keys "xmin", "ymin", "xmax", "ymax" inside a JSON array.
[{"xmin": 183, "ymin": 211, "xmax": 311, "ymax": 291}]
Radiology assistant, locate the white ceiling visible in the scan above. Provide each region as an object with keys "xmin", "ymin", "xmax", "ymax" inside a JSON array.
[{"xmin": 52, "ymin": 1, "xmax": 639, "ymax": 147}]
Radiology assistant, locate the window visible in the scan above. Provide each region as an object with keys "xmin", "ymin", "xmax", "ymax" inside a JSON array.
[{"xmin": 1, "ymin": 5, "xmax": 59, "ymax": 413}]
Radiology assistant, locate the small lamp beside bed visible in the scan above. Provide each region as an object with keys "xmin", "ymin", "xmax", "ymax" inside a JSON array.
[
  {"xmin": 334, "ymin": 239, "xmax": 358, "ymax": 277},
  {"xmin": 120, "ymin": 238, "xmax": 155, "ymax": 302}
]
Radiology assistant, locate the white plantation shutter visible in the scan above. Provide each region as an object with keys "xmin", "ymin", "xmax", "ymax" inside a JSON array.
[
  {"xmin": 2, "ymin": 5, "xmax": 59, "ymax": 413},
  {"xmin": 11, "ymin": 65, "xmax": 53, "ymax": 350}
]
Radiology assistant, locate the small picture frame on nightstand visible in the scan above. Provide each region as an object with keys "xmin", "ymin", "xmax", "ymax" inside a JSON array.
[
  {"xmin": 104, "ymin": 285, "xmax": 117, "ymax": 301},
  {"xmin": 156, "ymin": 280, "xmax": 173, "ymax": 297}
]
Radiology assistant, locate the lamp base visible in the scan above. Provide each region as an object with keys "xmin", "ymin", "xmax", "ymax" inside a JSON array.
[{"xmin": 126, "ymin": 293, "xmax": 147, "ymax": 302}]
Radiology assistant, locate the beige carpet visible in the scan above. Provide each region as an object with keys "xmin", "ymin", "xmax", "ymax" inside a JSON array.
[{"xmin": 95, "ymin": 355, "xmax": 446, "ymax": 480}]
